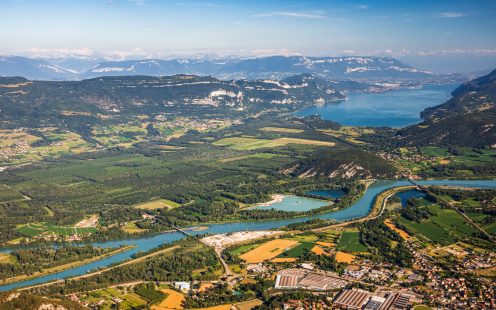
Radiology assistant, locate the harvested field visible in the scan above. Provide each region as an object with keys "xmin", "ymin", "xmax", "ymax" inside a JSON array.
[
  {"xmin": 198, "ymin": 283, "xmax": 214, "ymax": 292},
  {"xmin": 239, "ymin": 239, "xmax": 299, "ymax": 263},
  {"xmin": 384, "ymin": 219, "xmax": 410, "ymax": 240},
  {"xmin": 213, "ymin": 137, "xmax": 335, "ymax": 150},
  {"xmin": 310, "ymin": 245, "xmax": 326, "ymax": 255},
  {"xmin": 151, "ymin": 289, "xmax": 184, "ymax": 310},
  {"xmin": 271, "ymin": 257, "xmax": 297, "ymax": 263},
  {"xmin": 335, "ymin": 251, "xmax": 356, "ymax": 264},
  {"xmin": 133, "ymin": 199, "xmax": 181, "ymax": 210},
  {"xmin": 197, "ymin": 305, "xmax": 232, "ymax": 310},
  {"xmin": 234, "ymin": 299, "xmax": 263, "ymax": 310},
  {"xmin": 260, "ymin": 127, "xmax": 304, "ymax": 133},
  {"xmin": 0, "ymin": 253, "xmax": 13, "ymax": 264},
  {"xmin": 316, "ymin": 241, "xmax": 335, "ymax": 247}
]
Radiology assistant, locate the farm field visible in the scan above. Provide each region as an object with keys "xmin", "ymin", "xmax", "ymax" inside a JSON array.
[
  {"xmin": 336, "ymin": 230, "xmax": 368, "ymax": 252},
  {"xmin": 0, "ymin": 184, "xmax": 27, "ymax": 203},
  {"xmin": 83, "ymin": 288, "xmax": 148, "ymax": 310},
  {"xmin": 152, "ymin": 289, "xmax": 185, "ymax": 310},
  {"xmin": 259, "ymin": 127, "xmax": 304, "ymax": 133},
  {"xmin": 277, "ymin": 241, "xmax": 314, "ymax": 258},
  {"xmin": 15, "ymin": 222, "xmax": 97, "ymax": 237},
  {"xmin": 122, "ymin": 222, "xmax": 147, "ymax": 233},
  {"xmin": 384, "ymin": 219, "xmax": 410, "ymax": 240},
  {"xmin": 319, "ymin": 127, "xmax": 375, "ymax": 144},
  {"xmin": 213, "ymin": 137, "xmax": 335, "ymax": 150},
  {"xmin": 397, "ymin": 204, "xmax": 481, "ymax": 246},
  {"xmin": 335, "ymin": 251, "xmax": 356, "ymax": 263},
  {"xmin": 134, "ymin": 199, "xmax": 181, "ymax": 210},
  {"xmin": 239, "ymin": 239, "xmax": 299, "ymax": 263}
]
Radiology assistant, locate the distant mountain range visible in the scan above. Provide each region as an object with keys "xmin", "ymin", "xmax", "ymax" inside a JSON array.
[
  {"xmin": 0, "ymin": 55, "xmax": 472, "ymax": 83},
  {"xmin": 0, "ymin": 74, "xmax": 343, "ymax": 131},
  {"xmin": 398, "ymin": 68, "xmax": 496, "ymax": 147}
]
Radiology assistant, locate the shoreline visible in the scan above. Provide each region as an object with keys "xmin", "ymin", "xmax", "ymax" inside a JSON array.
[{"xmin": 0, "ymin": 244, "xmax": 135, "ymax": 286}]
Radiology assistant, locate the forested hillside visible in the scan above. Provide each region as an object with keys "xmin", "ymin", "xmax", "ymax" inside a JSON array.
[{"xmin": 397, "ymin": 69, "xmax": 496, "ymax": 147}]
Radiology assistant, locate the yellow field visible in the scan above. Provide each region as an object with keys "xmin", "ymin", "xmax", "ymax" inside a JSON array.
[
  {"xmin": 152, "ymin": 289, "xmax": 185, "ymax": 310},
  {"xmin": 234, "ymin": 299, "xmax": 263, "ymax": 310},
  {"xmin": 260, "ymin": 127, "xmax": 304, "ymax": 133},
  {"xmin": 335, "ymin": 251, "xmax": 356, "ymax": 263},
  {"xmin": 0, "ymin": 253, "xmax": 13, "ymax": 264},
  {"xmin": 239, "ymin": 239, "xmax": 299, "ymax": 263},
  {"xmin": 133, "ymin": 199, "xmax": 181, "ymax": 210},
  {"xmin": 213, "ymin": 137, "xmax": 335, "ymax": 150},
  {"xmin": 475, "ymin": 266, "xmax": 496, "ymax": 278},
  {"xmin": 197, "ymin": 305, "xmax": 232, "ymax": 310},
  {"xmin": 316, "ymin": 241, "xmax": 335, "ymax": 247},
  {"xmin": 198, "ymin": 282, "xmax": 214, "ymax": 292},
  {"xmin": 271, "ymin": 257, "xmax": 297, "ymax": 263},
  {"xmin": 311, "ymin": 245, "xmax": 326, "ymax": 255},
  {"xmin": 384, "ymin": 219, "xmax": 410, "ymax": 240},
  {"xmin": 122, "ymin": 222, "xmax": 147, "ymax": 233}
]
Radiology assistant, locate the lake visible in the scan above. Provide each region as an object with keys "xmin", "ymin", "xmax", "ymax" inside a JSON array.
[
  {"xmin": 395, "ymin": 189, "xmax": 428, "ymax": 207},
  {"xmin": 295, "ymin": 84, "xmax": 457, "ymax": 127},
  {"xmin": 252, "ymin": 195, "xmax": 329, "ymax": 212},
  {"xmin": 305, "ymin": 189, "xmax": 347, "ymax": 200}
]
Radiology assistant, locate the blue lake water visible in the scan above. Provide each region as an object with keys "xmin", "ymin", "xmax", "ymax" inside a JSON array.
[
  {"xmin": 305, "ymin": 189, "xmax": 347, "ymax": 200},
  {"xmin": 253, "ymin": 196, "xmax": 329, "ymax": 212},
  {"xmin": 395, "ymin": 189, "xmax": 428, "ymax": 207},
  {"xmin": 295, "ymin": 84, "xmax": 457, "ymax": 127},
  {"xmin": 1, "ymin": 178, "xmax": 495, "ymax": 291}
]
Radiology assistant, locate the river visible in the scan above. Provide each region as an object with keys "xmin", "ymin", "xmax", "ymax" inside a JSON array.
[{"xmin": 1, "ymin": 179, "xmax": 495, "ymax": 291}]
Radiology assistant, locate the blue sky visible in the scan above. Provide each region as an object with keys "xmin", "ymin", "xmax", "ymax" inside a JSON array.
[{"xmin": 1, "ymin": 0, "xmax": 496, "ymax": 71}]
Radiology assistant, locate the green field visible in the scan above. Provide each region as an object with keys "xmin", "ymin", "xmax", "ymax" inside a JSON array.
[
  {"xmin": 213, "ymin": 137, "xmax": 334, "ymax": 151},
  {"xmin": 229, "ymin": 243, "xmax": 263, "ymax": 256},
  {"xmin": 277, "ymin": 242, "xmax": 314, "ymax": 258},
  {"xmin": 0, "ymin": 184, "xmax": 28, "ymax": 203},
  {"xmin": 15, "ymin": 222, "xmax": 97, "ymax": 237},
  {"xmin": 398, "ymin": 205, "xmax": 480, "ymax": 246},
  {"xmin": 420, "ymin": 147, "xmax": 449, "ymax": 157},
  {"xmin": 336, "ymin": 230, "xmax": 368, "ymax": 252}
]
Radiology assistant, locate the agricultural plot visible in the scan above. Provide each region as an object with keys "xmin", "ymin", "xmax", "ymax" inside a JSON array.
[
  {"xmin": 213, "ymin": 137, "xmax": 335, "ymax": 151},
  {"xmin": 335, "ymin": 251, "xmax": 356, "ymax": 263},
  {"xmin": 398, "ymin": 204, "xmax": 480, "ymax": 246},
  {"xmin": 15, "ymin": 222, "xmax": 97, "ymax": 237},
  {"xmin": 277, "ymin": 242, "xmax": 314, "ymax": 258},
  {"xmin": 259, "ymin": 127, "xmax": 304, "ymax": 133},
  {"xmin": 239, "ymin": 239, "xmax": 299, "ymax": 263},
  {"xmin": 134, "ymin": 199, "xmax": 181, "ymax": 210},
  {"xmin": 336, "ymin": 230, "xmax": 368, "ymax": 252},
  {"xmin": 84, "ymin": 288, "xmax": 148, "ymax": 310},
  {"xmin": 0, "ymin": 184, "xmax": 28, "ymax": 203},
  {"xmin": 319, "ymin": 127, "xmax": 375, "ymax": 145},
  {"xmin": 151, "ymin": 289, "xmax": 185, "ymax": 310}
]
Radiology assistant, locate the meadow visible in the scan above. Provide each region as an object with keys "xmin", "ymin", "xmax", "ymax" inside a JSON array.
[
  {"xmin": 336, "ymin": 230, "xmax": 368, "ymax": 252},
  {"xmin": 15, "ymin": 222, "xmax": 97, "ymax": 237}
]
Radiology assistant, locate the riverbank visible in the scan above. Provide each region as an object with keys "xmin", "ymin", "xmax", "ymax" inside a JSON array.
[
  {"xmin": 312, "ymin": 185, "xmax": 415, "ymax": 232},
  {"xmin": 0, "ymin": 245, "xmax": 135, "ymax": 286},
  {"xmin": 2, "ymin": 179, "xmax": 495, "ymax": 292}
]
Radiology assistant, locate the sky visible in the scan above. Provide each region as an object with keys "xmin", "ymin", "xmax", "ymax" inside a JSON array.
[{"xmin": 1, "ymin": 0, "xmax": 496, "ymax": 72}]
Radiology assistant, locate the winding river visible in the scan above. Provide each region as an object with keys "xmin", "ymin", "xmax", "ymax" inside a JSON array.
[{"xmin": 1, "ymin": 179, "xmax": 495, "ymax": 291}]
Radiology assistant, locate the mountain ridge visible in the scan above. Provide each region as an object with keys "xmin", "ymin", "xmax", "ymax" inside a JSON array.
[{"xmin": 0, "ymin": 55, "xmax": 460, "ymax": 82}]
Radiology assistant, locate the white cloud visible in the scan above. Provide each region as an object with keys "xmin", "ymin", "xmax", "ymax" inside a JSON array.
[
  {"xmin": 434, "ymin": 12, "xmax": 466, "ymax": 18},
  {"xmin": 128, "ymin": 0, "xmax": 145, "ymax": 6},
  {"xmin": 352, "ymin": 4, "xmax": 369, "ymax": 10},
  {"xmin": 252, "ymin": 11, "xmax": 325, "ymax": 19}
]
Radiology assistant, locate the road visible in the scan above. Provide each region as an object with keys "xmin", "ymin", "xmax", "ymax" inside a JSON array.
[{"xmin": 173, "ymin": 226, "xmax": 239, "ymax": 283}]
